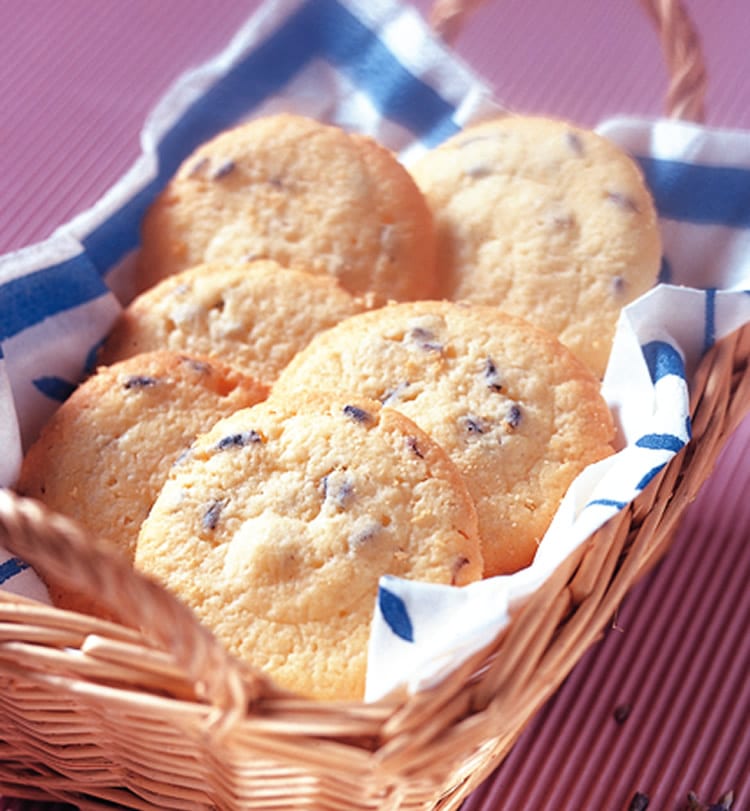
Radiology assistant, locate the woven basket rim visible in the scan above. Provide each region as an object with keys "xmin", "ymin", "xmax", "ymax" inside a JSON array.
[{"xmin": 1, "ymin": 320, "xmax": 749, "ymax": 810}]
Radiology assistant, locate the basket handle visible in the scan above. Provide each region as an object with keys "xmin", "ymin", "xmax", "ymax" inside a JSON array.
[
  {"xmin": 0, "ymin": 489, "xmax": 272, "ymax": 723},
  {"xmin": 429, "ymin": 0, "xmax": 707, "ymax": 122}
]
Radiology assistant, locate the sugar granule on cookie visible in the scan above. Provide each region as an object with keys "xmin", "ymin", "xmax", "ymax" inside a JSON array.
[
  {"xmin": 134, "ymin": 392, "xmax": 482, "ymax": 700},
  {"xmin": 408, "ymin": 115, "xmax": 662, "ymax": 377},
  {"xmin": 137, "ymin": 113, "xmax": 438, "ymax": 303},
  {"xmin": 272, "ymin": 300, "xmax": 615, "ymax": 577}
]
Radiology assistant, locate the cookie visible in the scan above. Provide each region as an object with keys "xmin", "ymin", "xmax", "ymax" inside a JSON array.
[
  {"xmin": 137, "ymin": 113, "xmax": 438, "ymax": 303},
  {"xmin": 408, "ymin": 115, "xmax": 662, "ymax": 377},
  {"xmin": 17, "ymin": 350, "xmax": 268, "ymax": 611},
  {"xmin": 271, "ymin": 300, "xmax": 615, "ymax": 577},
  {"xmin": 134, "ymin": 392, "xmax": 482, "ymax": 700},
  {"xmin": 99, "ymin": 259, "xmax": 370, "ymax": 385}
]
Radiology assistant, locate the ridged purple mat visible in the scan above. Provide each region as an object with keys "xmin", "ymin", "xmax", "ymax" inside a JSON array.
[{"xmin": 1, "ymin": 1, "xmax": 749, "ymax": 809}]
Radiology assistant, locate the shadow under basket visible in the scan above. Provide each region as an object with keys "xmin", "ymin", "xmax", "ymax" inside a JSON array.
[{"xmin": 0, "ymin": 318, "xmax": 748, "ymax": 811}]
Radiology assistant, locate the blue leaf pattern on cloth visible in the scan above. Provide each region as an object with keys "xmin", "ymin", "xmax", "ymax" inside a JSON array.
[
  {"xmin": 636, "ymin": 463, "xmax": 667, "ymax": 491},
  {"xmin": 0, "ymin": 557, "xmax": 29, "ymax": 586},
  {"xmin": 635, "ymin": 433, "xmax": 686, "ymax": 452},
  {"xmin": 586, "ymin": 498, "xmax": 628, "ymax": 510},
  {"xmin": 33, "ymin": 375, "xmax": 77, "ymax": 402},
  {"xmin": 641, "ymin": 340, "xmax": 686, "ymax": 383},
  {"xmin": 379, "ymin": 586, "xmax": 414, "ymax": 642}
]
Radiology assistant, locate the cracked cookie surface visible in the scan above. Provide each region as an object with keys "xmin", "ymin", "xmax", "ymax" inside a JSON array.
[{"xmin": 100, "ymin": 259, "xmax": 369, "ymax": 384}]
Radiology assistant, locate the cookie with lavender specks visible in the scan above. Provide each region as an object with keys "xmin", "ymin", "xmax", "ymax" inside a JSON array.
[
  {"xmin": 271, "ymin": 300, "xmax": 615, "ymax": 576},
  {"xmin": 408, "ymin": 115, "xmax": 662, "ymax": 377},
  {"xmin": 137, "ymin": 113, "xmax": 438, "ymax": 303},
  {"xmin": 17, "ymin": 350, "xmax": 268, "ymax": 612},
  {"xmin": 134, "ymin": 392, "xmax": 482, "ymax": 700},
  {"xmin": 99, "ymin": 259, "xmax": 370, "ymax": 384}
]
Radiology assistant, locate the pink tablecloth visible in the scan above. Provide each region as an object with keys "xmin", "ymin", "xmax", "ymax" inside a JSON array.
[{"xmin": 1, "ymin": 1, "xmax": 748, "ymax": 809}]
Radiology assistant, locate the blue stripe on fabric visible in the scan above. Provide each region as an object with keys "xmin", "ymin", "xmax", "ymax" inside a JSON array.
[
  {"xmin": 636, "ymin": 463, "xmax": 666, "ymax": 491},
  {"xmin": 641, "ymin": 340, "xmax": 686, "ymax": 383},
  {"xmin": 321, "ymin": 0, "xmax": 460, "ymax": 144},
  {"xmin": 635, "ymin": 433, "xmax": 685, "ymax": 452},
  {"xmin": 378, "ymin": 585, "xmax": 414, "ymax": 642},
  {"xmin": 33, "ymin": 376, "xmax": 77, "ymax": 402},
  {"xmin": 82, "ymin": 6, "xmax": 316, "ymax": 273},
  {"xmin": 82, "ymin": 0, "xmax": 462, "ymax": 275},
  {"xmin": 0, "ymin": 557, "xmax": 29, "ymax": 585},
  {"xmin": 81, "ymin": 186, "xmax": 163, "ymax": 276},
  {"xmin": 704, "ymin": 287, "xmax": 717, "ymax": 353},
  {"xmin": 0, "ymin": 256, "xmax": 110, "ymax": 342},
  {"xmin": 637, "ymin": 156, "xmax": 750, "ymax": 227}
]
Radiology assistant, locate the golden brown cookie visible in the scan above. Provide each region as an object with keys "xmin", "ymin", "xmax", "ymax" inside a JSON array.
[
  {"xmin": 17, "ymin": 350, "xmax": 268, "ymax": 614},
  {"xmin": 409, "ymin": 115, "xmax": 662, "ymax": 377},
  {"xmin": 271, "ymin": 300, "xmax": 615, "ymax": 576},
  {"xmin": 134, "ymin": 392, "xmax": 482, "ymax": 700},
  {"xmin": 99, "ymin": 260, "xmax": 370, "ymax": 384},
  {"xmin": 137, "ymin": 113, "xmax": 438, "ymax": 302}
]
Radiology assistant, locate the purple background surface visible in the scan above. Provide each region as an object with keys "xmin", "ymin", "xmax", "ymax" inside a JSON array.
[{"xmin": 1, "ymin": 1, "xmax": 749, "ymax": 809}]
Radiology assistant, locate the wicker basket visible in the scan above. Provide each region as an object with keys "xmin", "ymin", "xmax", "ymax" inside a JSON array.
[{"xmin": 0, "ymin": 1, "xmax": 747, "ymax": 809}]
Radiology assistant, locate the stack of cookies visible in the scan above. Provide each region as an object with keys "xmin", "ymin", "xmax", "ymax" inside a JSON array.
[{"xmin": 17, "ymin": 112, "xmax": 662, "ymax": 700}]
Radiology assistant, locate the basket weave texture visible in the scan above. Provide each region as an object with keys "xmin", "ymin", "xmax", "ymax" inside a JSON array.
[{"xmin": 0, "ymin": 1, "xmax": 745, "ymax": 809}]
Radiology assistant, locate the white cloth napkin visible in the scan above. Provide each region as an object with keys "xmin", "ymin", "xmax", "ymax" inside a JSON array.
[{"xmin": 0, "ymin": 0, "xmax": 748, "ymax": 701}]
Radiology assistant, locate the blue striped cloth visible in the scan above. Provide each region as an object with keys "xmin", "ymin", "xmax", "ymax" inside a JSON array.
[{"xmin": 0, "ymin": 0, "xmax": 748, "ymax": 699}]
